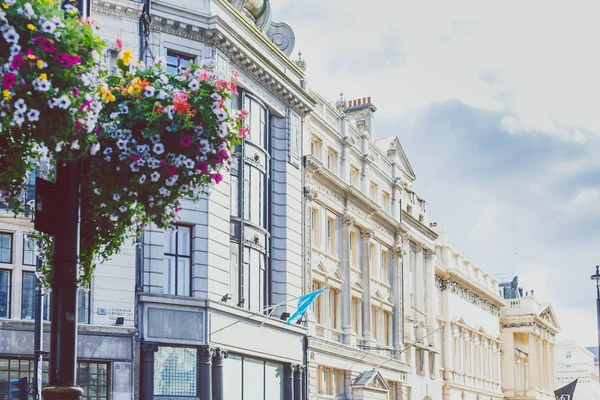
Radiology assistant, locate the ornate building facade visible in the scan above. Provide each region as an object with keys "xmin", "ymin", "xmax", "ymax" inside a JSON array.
[
  {"xmin": 303, "ymin": 93, "xmax": 439, "ymax": 400},
  {"xmin": 499, "ymin": 278, "xmax": 560, "ymax": 400},
  {"xmin": 93, "ymin": 0, "xmax": 315, "ymax": 398},
  {"xmin": 555, "ymin": 340, "xmax": 600, "ymax": 400},
  {"xmin": 433, "ymin": 227, "xmax": 505, "ymax": 400}
]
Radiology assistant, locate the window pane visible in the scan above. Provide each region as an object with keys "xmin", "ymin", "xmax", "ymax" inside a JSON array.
[
  {"xmin": 177, "ymin": 258, "xmax": 190, "ymax": 297},
  {"xmin": 249, "ymin": 248, "xmax": 260, "ymax": 312},
  {"xmin": 243, "ymin": 167, "xmax": 250, "ymax": 221},
  {"xmin": 177, "ymin": 226, "xmax": 191, "ymax": 256},
  {"xmin": 243, "ymin": 358, "xmax": 264, "ymax": 400},
  {"xmin": 265, "ymin": 362, "xmax": 283, "ymax": 400},
  {"xmin": 250, "ymin": 167, "xmax": 261, "ymax": 226},
  {"xmin": 230, "ymin": 243, "xmax": 239, "ymax": 306},
  {"xmin": 0, "ymin": 233, "xmax": 11, "ymax": 263},
  {"xmin": 164, "ymin": 256, "xmax": 176, "ymax": 295},
  {"xmin": 0, "ymin": 270, "xmax": 9, "ymax": 318},
  {"xmin": 223, "ymin": 355, "xmax": 242, "ymax": 400},
  {"xmin": 164, "ymin": 229, "xmax": 176, "ymax": 255},
  {"xmin": 21, "ymin": 272, "xmax": 36, "ymax": 320},
  {"xmin": 23, "ymin": 235, "xmax": 35, "ymax": 266},
  {"xmin": 154, "ymin": 347, "xmax": 197, "ymax": 396},
  {"xmin": 231, "ymin": 173, "xmax": 239, "ymax": 217},
  {"xmin": 78, "ymin": 289, "xmax": 90, "ymax": 324}
]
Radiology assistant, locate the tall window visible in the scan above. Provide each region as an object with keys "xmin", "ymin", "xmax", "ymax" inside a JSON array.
[
  {"xmin": 0, "ymin": 269, "xmax": 9, "ymax": 318},
  {"xmin": 0, "ymin": 233, "xmax": 12, "ymax": 264},
  {"xmin": 329, "ymin": 288, "xmax": 339, "ymax": 329},
  {"xmin": 317, "ymin": 366, "xmax": 342, "ymax": 396},
  {"xmin": 327, "ymin": 148, "xmax": 338, "ymax": 174},
  {"xmin": 369, "ymin": 182, "xmax": 378, "ymax": 202},
  {"xmin": 78, "ymin": 289, "xmax": 90, "ymax": 324},
  {"xmin": 371, "ymin": 306, "xmax": 379, "ymax": 342},
  {"xmin": 350, "ymin": 166, "xmax": 359, "ymax": 187},
  {"xmin": 230, "ymin": 93, "xmax": 269, "ymax": 312},
  {"xmin": 313, "ymin": 281, "xmax": 323, "ymax": 324},
  {"xmin": 166, "ymin": 51, "xmax": 193, "ymax": 74},
  {"xmin": 164, "ymin": 225, "xmax": 191, "ymax": 296},
  {"xmin": 154, "ymin": 347, "xmax": 197, "ymax": 397},
  {"xmin": 384, "ymin": 311, "xmax": 392, "ymax": 346},
  {"xmin": 352, "ymin": 297, "xmax": 361, "ymax": 335},
  {"xmin": 310, "ymin": 136, "xmax": 322, "ymax": 159},
  {"xmin": 326, "ymin": 217, "xmax": 336, "ymax": 254},
  {"xmin": 382, "ymin": 192, "xmax": 391, "ymax": 213},
  {"xmin": 311, "ymin": 208, "xmax": 320, "ymax": 247},
  {"xmin": 21, "ymin": 272, "xmax": 50, "ymax": 321},
  {"xmin": 381, "ymin": 249, "xmax": 389, "ymax": 284},
  {"xmin": 23, "ymin": 235, "xmax": 36, "ymax": 266}
]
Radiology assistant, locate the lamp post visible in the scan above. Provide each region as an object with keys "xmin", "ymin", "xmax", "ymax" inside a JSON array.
[{"xmin": 591, "ymin": 265, "xmax": 600, "ymax": 383}]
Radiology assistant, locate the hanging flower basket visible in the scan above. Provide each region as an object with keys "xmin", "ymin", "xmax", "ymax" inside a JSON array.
[
  {"xmin": 71, "ymin": 51, "xmax": 247, "ymax": 284},
  {"xmin": 0, "ymin": 0, "xmax": 105, "ymax": 204}
]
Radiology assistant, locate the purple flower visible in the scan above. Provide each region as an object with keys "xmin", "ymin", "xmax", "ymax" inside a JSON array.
[{"xmin": 2, "ymin": 73, "xmax": 16, "ymax": 89}]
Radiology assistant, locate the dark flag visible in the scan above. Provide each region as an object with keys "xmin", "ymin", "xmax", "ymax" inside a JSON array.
[{"xmin": 555, "ymin": 378, "xmax": 578, "ymax": 400}]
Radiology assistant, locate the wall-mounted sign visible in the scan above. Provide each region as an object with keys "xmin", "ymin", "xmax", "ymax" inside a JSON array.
[
  {"xmin": 97, "ymin": 308, "xmax": 108, "ymax": 315},
  {"xmin": 109, "ymin": 306, "xmax": 134, "ymax": 320}
]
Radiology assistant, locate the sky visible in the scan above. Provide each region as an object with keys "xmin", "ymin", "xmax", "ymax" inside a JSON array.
[{"xmin": 272, "ymin": 0, "xmax": 600, "ymax": 346}]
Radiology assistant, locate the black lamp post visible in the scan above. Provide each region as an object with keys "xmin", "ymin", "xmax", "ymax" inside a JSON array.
[{"xmin": 591, "ymin": 265, "xmax": 600, "ymax": 383}]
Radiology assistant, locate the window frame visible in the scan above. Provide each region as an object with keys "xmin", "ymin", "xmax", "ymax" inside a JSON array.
[
  {"xmin": 349, "ymin": 165, "xmax": 359, "ymax": 187},
  {"xmin": 164, "ymin": 224, "xmax": 193, "ymax": 296},
  {"xmin": 154, "ymin": 346, "xmax": 198, "ymax": 397},
  {"xmin": 165, "ymin": 50, "xmax": 195, "ymax": 75},
  {"xmin": 229, "ymin": 91, "xmax": 271, "ymax": 312},
  {"xmin": 0, "ymin": 269, "xmax": 10, "ymax": 319},
  {"xmin": 0, "ymin": 232, "xmax": 13, "ymax": 264},
  {"xmin": 22, "ymin": 234, "xmax": 36, "ymax": 266}
]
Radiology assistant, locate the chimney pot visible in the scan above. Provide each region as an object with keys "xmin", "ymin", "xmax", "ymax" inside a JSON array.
[
  {"xmin": 353, "ymin": 100, "xmax": 357, "ymax": 106},
  {"xmin": 348, "ymin": 101, "xmax": 352, "ymax": 107},
  {"xmin": 362, "ymin": 97, "xmax": 366, "ymax": 104},
  {"xmin": 358, "ymin": 99, "xmax": 362, "ymax": 105},
  {"xmin": 368, "ymin": 96, "xmax": 371, "ymax": 104}
]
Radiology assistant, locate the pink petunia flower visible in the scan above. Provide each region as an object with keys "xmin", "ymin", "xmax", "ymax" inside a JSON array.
[
  {"xmin": 197, "ymin": 69, "xmax": 211, "ymax": 82},
  {"xmin": 211, "ymin": 173, "xmax": 223, "ymax": 184},
  {"xmin": 166, "ymin": 164, "xmax": 177, "ymax": 176},
  {"xmin": 196, "ymin": 161, "xmax": 208, "ymax": 175},
  {"xmin": 2, "ymin": 73, "xmax": 17, "ymax": 89},
  {"xmin": 180, "ymin": 135, "xmax": 193, "ymax": 148},
  {"xmin": 10, "ymin": 53, "xmax": 23, "ymax": 70}
]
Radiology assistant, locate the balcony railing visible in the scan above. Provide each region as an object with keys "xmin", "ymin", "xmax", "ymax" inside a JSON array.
[{"xmin": 0, "ymin": 184, "xmax": 35, "ymax": 217}]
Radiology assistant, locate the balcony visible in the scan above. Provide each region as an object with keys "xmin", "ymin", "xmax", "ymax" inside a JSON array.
[{"xmin": 0, "ymin": 184, "xmax": 35, "ymax": 217}]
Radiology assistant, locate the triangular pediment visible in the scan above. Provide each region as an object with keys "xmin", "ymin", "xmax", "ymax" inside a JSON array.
[
  {"xmin": 352, "ymin": 280, "xmax": 365, "ymax": 293},
  {"xmin": 373, "ymin": 289, "xmax": 384, "ymax": 303},
  {"xmin": 313, "ymin": 262, "xmax": 328, "ymax": 277},
  {"xmin": 385, "ymin": 295, "xmax": 394, "ymax": 306},
  {"xmin": 537, "ymin": 303, "xmax": 561, "ymax": 331},
  {"xmin": 331, "ymin": 268, "xmax": 343, "ymax": 283},
  {"xmin": 352, "ymin": 370, "xmax": 390, "ymax": 393},
  {"xmin": 375, "ymin": 136, "xmax": 416, "ymax": 181}
]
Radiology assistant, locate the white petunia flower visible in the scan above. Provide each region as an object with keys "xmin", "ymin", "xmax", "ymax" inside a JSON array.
[
  {"xmin": 26, "ymin": 109, "xmax": 39, "ymax": 122},
  {"xmin": 159, "ymin": 187, "xmax": 171, "ymax": 196},
  {"xmin": 109, "ymin": 214, "xmax": 119, "ymax": 221},
  {"xmin": 130, "ymin": 162, "xmax": 139, "ymax": 172},
  {"xmin": 57, "ymin": 95, "xmax": 71, "ymax": 109},
  {"xmin": 116, "ymin": 138, "xmax": 128, "ymax": 150},
  {"xmin": 159, "ymin": 74, "xmax": 169, "ymax": 84},
  {"xmin": 153, "ymin": 143, "xmax": 164, "ymax": 155},
  {"xmin": 188, "ymin": 80, "xmax": 199, "ymax": 90},
  {"xmin": 139, "ymin": 175, "xmax": 147, "ymax": 184},
  {"xmin": 119, "ymin": 205, "xmax": 127, "ymax": 213},
  {"xmin": 113, "ymin": 194, "xmax": 120, "ymax": 201},
  {"xmin": 94, "ymin": 188, "xmax": 101, "ymax": 195},
  {"xmin": 90, "ymin": 143, "xmax": 100, "ymax": 155},
  {"xmin": 110, "ymin": 112, "xmax": 120, "ymax": 119},
  {"xmin": 14, "ymin": 98, "xmax": 27, "ymax": 112},
  {"xmin": 41, "ymin": 21, "xmax": 56, "ymax": 33},
  {"xmin": 150, "ymin": 171, "xmax": 160, "ymax": 182},
  {"xmin": 71, "ymin": 140, "xmax": 80, "ymax": 150},
  {"xmin": 157, "ymin": 90, "xmax": 169, "ymax": 100},
  {"xmin": 144, "ymin": 86, "xmax": 155, "ymax": 97},
  {"xmin": 3, "ymin": 27, "xmax": 19, "ymax": 44}
]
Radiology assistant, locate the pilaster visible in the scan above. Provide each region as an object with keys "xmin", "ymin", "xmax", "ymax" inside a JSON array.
[
  {"xmin": 199, "ymin": 346, "xmax": 215, "ymax": 400},
  {"xmin": 341, "ymin": 213, "xmax": 355, "ymax": 345},
  {"xmin": 360, "ymin": 228, "xmax": 374, "ymax": 344}
]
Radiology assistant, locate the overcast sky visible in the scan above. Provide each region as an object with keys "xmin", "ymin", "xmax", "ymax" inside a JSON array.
[{"xmin": 273, "ymin": 0, "xmax": 600, "ymax": 345}]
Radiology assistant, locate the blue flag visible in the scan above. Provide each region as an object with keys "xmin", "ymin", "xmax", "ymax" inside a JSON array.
[{"xmin": 285, "ymin": 287, "xmax": 328, "ymax": 325}]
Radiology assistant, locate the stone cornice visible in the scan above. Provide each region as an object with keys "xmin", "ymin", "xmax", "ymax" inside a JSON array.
[
  {"xmin": 95, "ymin": 0, "xmax": 316, "ymax": 116},
  {"xmin": 308, "ymin": 337, "xmax": 410, "ymax": 375},
  {"xmin": 402, "ymin": 211, "xmax": 438, "ymax": 241},
  {"xmin": 500, "ymin": 315, "xmax": 559, "ymax": 337},
  {"xmin": 447, "ymin": 269, "xmax": 506, "ymax": 308}
]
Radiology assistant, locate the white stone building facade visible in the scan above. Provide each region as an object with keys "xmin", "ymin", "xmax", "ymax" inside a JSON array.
[
  {"xmin": 555, "ymin": 340, "xmax": 600, "ymax": 400},
  {"xmin": 304, "ymin": 93, "xmax": 439, "ymax": 400},
  {"xmin": 92, "ymin": 0, "xmax": 316, "ymax": 399},
  {"xmin": 433, "ymin": 227, "xmax": 505, "ymax": 400}
]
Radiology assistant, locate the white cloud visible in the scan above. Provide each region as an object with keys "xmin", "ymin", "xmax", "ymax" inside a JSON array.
[{"xmin": 273, "ymin": 0, "xmax": 600, "ymax": 141}]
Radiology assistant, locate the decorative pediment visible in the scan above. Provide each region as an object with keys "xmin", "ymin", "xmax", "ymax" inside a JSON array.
[
  {"xmin": 385, "ymin": 295, "xmax": 394, "ymax": 306},
  {"xmin": 352, "ymin": 280, "xmax": 365, "ymax": 293},
  {"xmin": 352, "ymin": 370, "xmax": 390, "ymax": 393},
  {"xmin": 313, "ymin": 262, "xmax": 328, "ymax": 277},
  {"xmin": 537, "ymin": 303, "xmax": 561, "ymax": 331},
  {"xmin": 331, "ymin": 268, "xmax": 343, "ymax": 283},
  {"xmin": 373, "ymin": 289, "xmax": 385, "ymax": 303}
]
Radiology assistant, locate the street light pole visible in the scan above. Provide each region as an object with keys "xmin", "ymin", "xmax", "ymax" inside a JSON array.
[
  {"xmin": 591, "ymin": 266, "xmax": 600, "ymax": 384},
  {"xmin": 41, "ymin": 160, "xmax": 82, "ymax": 400}
]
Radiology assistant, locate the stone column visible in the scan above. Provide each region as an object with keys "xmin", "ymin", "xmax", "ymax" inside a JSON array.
[
  {"xmin": 392, "ymin": 246, "xmax": 403, "ymax": 350},
  {"xmin": 528, "ymin": 334, "xmax": 537, "ymax": 390},
  {"xmin": 402, "ymin": 236, "xmax": 412, "ymax": 346},
  {"xmin": 140, "ymin": 342, "xmax": 158, "ymax": 400},
  {"xmin": 537, "ymin": 335, "xmax": 543, "ymax": 390},
  {"xmin": 543, "ymin": 339, "xmax": 551, "ymax": 392},
  {"xmin": 341, "ymin": 214, "xmax": 355, "ymax": 345},
  {"xmin": 294, "ymin": 365, "xmax": 304, "ymax": 400},
  {"xmin": 283, "ymin": 363, "xmax": 294, "ymax": 400},
  {"xmin": 415, "ymin": 245, "xmax": 426, "ymax": 342},
  {"xmin": 360, "ymin": 228, "xmax": 374, "ymax": 344},
  {"xmin": 424, "ymin": 249, "xmax": 435, "ymax": 329},
  {"xmin": 303, "ymin": 186, "xmax": 318, "ymax": 324},
  {"xmin": 212, "ymin": 348, "xmax": 228, "ymax": 400},
  {"xmin": 199, "ymin": 347, "xmax": 214, "ymax": 400}
]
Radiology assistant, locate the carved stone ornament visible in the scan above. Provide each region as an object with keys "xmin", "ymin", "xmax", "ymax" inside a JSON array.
[
  {"xmin": 267, "ymin": 21, "xmax": 296, "ymax": 56},
  {"xmin": 392, "ymin": 247, "xmax": 404, "ymax": 258},
  {"xmin": 303, "ymin": 186, "xmax": 318, "ymax": 201},
  {"xmin": 336, "ymin": 92, "xmax": 347, "ymax": 114},
  {"xmin": 342, "ymin": 213, "xmax": 355, "ymax": 225},
  {"xmin": 356, "ymin": 115, "xmax": 367, "ymax": 133},
  {"xmin": 360, "ymin": 228, "xmax": 375, "ymax": 239}
]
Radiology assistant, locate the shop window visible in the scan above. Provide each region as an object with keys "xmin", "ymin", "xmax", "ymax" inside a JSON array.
[
  {"xmin": 154, "ymin": 347, "xmax": 197, "ymax": 397},
  {"xmin": 223, "ymin": 354, "xmax": 283, "ymax": 400}
]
